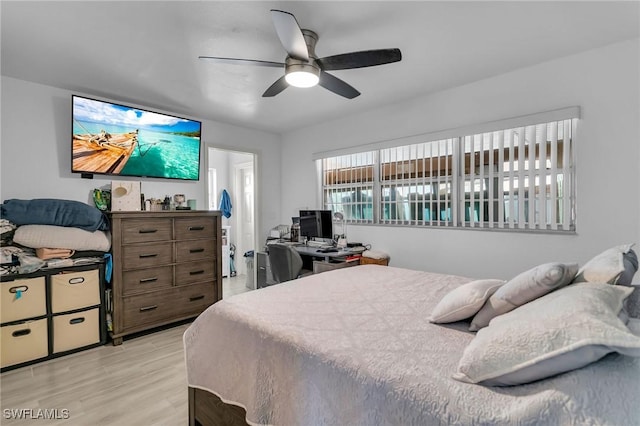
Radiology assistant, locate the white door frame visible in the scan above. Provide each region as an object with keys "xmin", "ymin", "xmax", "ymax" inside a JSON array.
[
  {"xmin": 206, "ymin": 146, "xmax": 258, "ymax": 288},
  {"xmin": 233, "ymin": 160, "xmax": 255, "ymax": 276}
]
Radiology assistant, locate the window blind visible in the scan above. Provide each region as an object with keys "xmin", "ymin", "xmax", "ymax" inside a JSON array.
[{"xmin": 317, "ymin": 107, "xmax": 578, "ymax": 232}]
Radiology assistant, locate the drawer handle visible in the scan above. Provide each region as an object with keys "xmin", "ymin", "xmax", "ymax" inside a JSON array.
[
  {"xmin": 69, "ymin": 317, "xmax": 85, "ymax": 325},
  {"xmin": 139, "ymin": 277, "xmax": 158, "ymax": 283},
  {"xmin": 139, "ymin": 305, "xmax": 158, "ymax": 312},
  {"xmin": 189, "ymin": 270, "xmax": 205, "ymax": 276},
  {"xmin": 9, "ymin": 285, "xmax": 28, "ymax": 294},
  {"xmin": 68, "ymin": 277, "xmax": 85, "ymax": 285},
  {"xmin": 188, "ymin": 226, "xmax": 205, "ymax": 231},
  {"xmin": 189, "ymin": 295, "xmax": 205, "ymax": 302},
  {"xmin": 189, "ymin": 248, "xmax": 205, "ymax": 253},
  {"xmin": 139, "ymin": 253, "xmax": 158, "ymax": 259},
  {"xmin": 139, "ymin": 229, "xmax": 158, "ymax": 234},
  {"xmin": 12, "ymin": 329, "xmax": 31, "ymax": 337}
]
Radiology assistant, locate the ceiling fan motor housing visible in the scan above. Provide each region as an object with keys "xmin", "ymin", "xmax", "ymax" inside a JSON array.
[{"xmin": 285, "ymin": 29, "xmax": 320, "ymax": 87}]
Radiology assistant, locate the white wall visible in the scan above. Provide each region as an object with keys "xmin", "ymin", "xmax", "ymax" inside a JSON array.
[
  {"xmin": 281, "ymin": 38, "xmax": 640, "ymax": 279},
  {"xmin": 0, "ymin": 76, "xmax": 281, "ymax": 242}
]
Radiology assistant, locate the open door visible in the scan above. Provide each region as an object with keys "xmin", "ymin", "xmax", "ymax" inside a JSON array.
[{"xmin": 208, "ymin": 148, "xmax": 257, "ymax": 298}]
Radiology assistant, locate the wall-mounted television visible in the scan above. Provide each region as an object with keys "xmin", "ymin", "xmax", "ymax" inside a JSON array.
[{"xmin": 71, "ymin": 95, "xmax": 201, "ymax": 181}]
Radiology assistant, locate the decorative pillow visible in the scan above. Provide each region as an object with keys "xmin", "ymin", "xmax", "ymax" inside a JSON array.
[
  {"xmin": 14, "ymin": 225, "xmax": 111, "ymax": 252},
  {"xmin": 454, "ymin": 282, "xmax": 640, "ymax": 386},
  {"xmin": 469, "ymin": 262, "xmax": 578, "ymax": 331},
  {"xmin": 618, "ymin": 249, "xmax": 638, "ymax": 286},
  {"xmin": 573, "ymin": 244, "xmax": 637, "ymax": 285},
  {"xmin": 429, "ymin": 279, "xmax": 505, "ymax": 323},
  {"xmin": 623, "ymin": 285, "xmax": 640, "ymax": 319},
  {"xmin": 0, "ymin": 198, "xmax": 109, "ymax": 232}
]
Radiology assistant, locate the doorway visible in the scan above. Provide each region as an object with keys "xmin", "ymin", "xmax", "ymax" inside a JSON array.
[{"xmin": 207, "ymin": 147, "xmax": 257, "ymax": 298}]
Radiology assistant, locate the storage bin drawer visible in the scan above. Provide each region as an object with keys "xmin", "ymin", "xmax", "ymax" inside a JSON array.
[
  {"xmin": 122, "ymin": 266, "xmax": 174, "ymax": 295},
  {"xmin": 121, "ymin": 218, "xmax": 172, "ymax": 244},
  {"xmin": 175, "ymin": 260, "xmax": 215, "ymax": 285},
  {"xmin": 175, "ymin": 217, "xmax": 216, "ymax": 241},
  {"xmin": 122, "ymin": 282, "xmax": 215, "ymax": 329},
  {"xmin": 51, "ymin": 270, "xmax": 101, "ymax": 313},
  {"xmin": 0, "ymin": 277, "xmax": 46, "ymax": 323},
  {"xmin": 122, "ymin": 243, "xmax": 173, "ymax": 270},
  {"xmin": 176, "ymin": 239, "xmax": 216, "ymax": 263},
  {"xmin": 1, "ymin": 319, "xmax": 48, "ymax": 368},
  {"xmin": 53, "ymin": 308, "xmax": 100, "ymax": 353}
]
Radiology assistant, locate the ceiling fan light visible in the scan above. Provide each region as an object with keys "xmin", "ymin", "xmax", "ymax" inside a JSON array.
[
  {"xmin": 285, "ymin": 71, "xmax": 319, "ymax": 88},
  {"xmin": 285, "ymin": 61, "xmax": 320, "ymax": 88}
]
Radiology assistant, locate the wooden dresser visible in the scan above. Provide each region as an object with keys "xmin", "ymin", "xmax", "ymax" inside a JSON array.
[{"xmin": 109, "ymin": 211, "xmax": 222, "ymax": 345}]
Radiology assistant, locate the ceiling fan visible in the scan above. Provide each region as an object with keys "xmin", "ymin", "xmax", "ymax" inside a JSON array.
[{"xmin": 199, "ymin": 9, "xmax": 402, "ymax": 99}]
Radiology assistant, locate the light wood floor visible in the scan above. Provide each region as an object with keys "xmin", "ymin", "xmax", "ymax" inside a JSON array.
[{"xmin": 0, "ymin": 275, "xmax": 251, "ymax": 425}]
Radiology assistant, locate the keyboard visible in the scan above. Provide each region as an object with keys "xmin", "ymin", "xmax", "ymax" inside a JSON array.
[{"xmin": 317, "ymin": 248, "xmax": 339, "ymax": 253}]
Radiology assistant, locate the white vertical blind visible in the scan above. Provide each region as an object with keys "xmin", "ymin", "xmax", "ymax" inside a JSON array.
[
  {"xmin": 377, "ymin": 139, "xmax": 455, "ymax": 226},
  {"xmin": 459, "ymin": 118, "xmax": 575, "ymax": 230},
  {"xmin": 320, "ymin": 111, "xmax": 577, "ymax": 233}
]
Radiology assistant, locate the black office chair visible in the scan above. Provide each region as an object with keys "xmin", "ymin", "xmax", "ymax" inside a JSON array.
[{"xmin": 268, "ymin": 243, "xmax": 311, "ymax": 283}]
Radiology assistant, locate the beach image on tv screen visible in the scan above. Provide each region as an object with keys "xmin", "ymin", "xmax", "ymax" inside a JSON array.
[{"xmin": 72, "ymin": 96, "xmax": 201, "ymax": 180}]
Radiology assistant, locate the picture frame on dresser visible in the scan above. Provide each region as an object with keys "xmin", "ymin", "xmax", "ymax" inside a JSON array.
[{"xmin": 108, "ymin": 210, "xmax": 222, "ymax": 345}]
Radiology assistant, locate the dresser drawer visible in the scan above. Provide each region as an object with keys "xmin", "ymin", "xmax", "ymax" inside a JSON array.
[
  {"xmin": 122, "ymin": 266, "xmax": 173, "ymax": 295},
  {"xmin": 122, "ymin": 282, "xmax": 215, "ymax": 329},
  {"xmin": 176, "ymin": 260, "xmax": 215, "ymax": 285},
  {"xmin": 122, "ymin": 243, "xmax": 173, "ymax": 270},
  {"xmin": 0, "ymin": 277, "xmax": 46, "ymax": 323},
  {"xmin": 53, "ymin": 308, "xmax": 100, "ymax": 353},
  {"xmin": 51, "ymin": 270, "xmax": 101, "ymax": 313},
  {"xmin": 1, "ymin": 319, "xmax": 48, "ymax": 368},
  {"xmin": 121, "ymin": 218, "xmax": 172, "ymax": 244},
  {"xmin": 175, "ymin": 217, "xmax": 216, "ymax": 241},
  {"xmin": 176, "ymin": 239, "xmax": 216, "ymax": 263}
]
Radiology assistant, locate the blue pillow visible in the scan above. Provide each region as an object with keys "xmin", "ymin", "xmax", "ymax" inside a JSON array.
[
  {"xmin": 1, "ymin": 199, "xmax": 109, "ymax": 231},
  {"xmin": 618, "ymin": 249, "xmax": 639, "ymax": 286}
]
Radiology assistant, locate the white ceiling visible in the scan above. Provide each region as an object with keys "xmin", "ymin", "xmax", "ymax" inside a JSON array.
[{"xmin": 2, "ymin": 1, "xmax": 639, "ymax": 134}]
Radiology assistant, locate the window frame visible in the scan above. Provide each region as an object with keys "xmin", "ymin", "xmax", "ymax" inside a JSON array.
[{"xmin": 316, "ymin": 108, "xmax": 578, "ymax": 233}]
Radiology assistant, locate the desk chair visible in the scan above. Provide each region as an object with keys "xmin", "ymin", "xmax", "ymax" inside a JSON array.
[{"xmin": 268, "ymin": 243, "xmax": 312, "ymax": 283}]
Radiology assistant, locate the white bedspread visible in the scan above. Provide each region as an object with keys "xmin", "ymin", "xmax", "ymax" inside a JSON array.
[{"xmin": 184, "ymin": 265, "xmax": 640, "ymax": 425}]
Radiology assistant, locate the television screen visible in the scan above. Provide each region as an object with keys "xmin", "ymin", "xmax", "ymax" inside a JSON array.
[
  {"xmin": 72, "ymin": 95, "xmax": 201, "ymax": 180},
  {"xmin": 299, "ymin": 210, "xmax": 333, "ymax": 240}
]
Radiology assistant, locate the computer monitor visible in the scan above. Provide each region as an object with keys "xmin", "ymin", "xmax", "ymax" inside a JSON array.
[{"xmin": 299, "ymin": 209, "xmax": 333, "ymax": 241}]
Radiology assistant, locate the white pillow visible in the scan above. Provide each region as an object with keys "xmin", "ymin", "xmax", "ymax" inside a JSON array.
[
  {"xmin": 14, "ymin": 224, "xmax": 111, "ymax": 251},
  {"xmin": 469, "ymin": 262, "xmax": 578, "ymax": 331},
  {"xmin": 454, "ymin": 282, "xmax": 640, "ymax": 386},
  {"xmin": 573, "ymin": 244, "xmax": 635, "ymax": 285},
  {"xmin": 429, "ymin": 279, "xmax": 505, "ymax": 323}
]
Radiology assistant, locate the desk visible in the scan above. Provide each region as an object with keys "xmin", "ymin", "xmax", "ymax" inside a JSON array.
[
  {"xmin": 257, "ymin": 244, "xmax": 360, "ymax": 287},
  {"xmin": 293, "ymin": 245, "xmax": 361, "ymax": 274},
  {"xmin": 293, "ymin": 245, "xmax": 352, "ymax": 262}
]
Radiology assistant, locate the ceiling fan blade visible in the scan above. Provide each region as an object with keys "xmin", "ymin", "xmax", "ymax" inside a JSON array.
[
  {"xmin": 198, "ymin": 56, "xmax": 284, "ymax": 68},
  {"xmin": 270, "ymin": 9, "xmax": 309, "ymax": 61},
  {"xmin": 319, "ymin": 71, "xmax": 360, "ymax": 99},
  {"xmin": 317, "ymin": 48, "xmax": 402, "ymax": 71},
  {"xmin": 262, "ymin": 76, "xmax": 289, "ymax": 97}
]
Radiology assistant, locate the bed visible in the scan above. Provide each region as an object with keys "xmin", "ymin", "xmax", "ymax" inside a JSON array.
[{"xmin": 184, "ymin": 263, "xmax": 640, "ymax": 425}]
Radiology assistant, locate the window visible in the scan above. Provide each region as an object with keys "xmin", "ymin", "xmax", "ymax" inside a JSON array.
[
  {"xmin": 319, "ymin": 110, "xmax": 577, "ymax": 232},
  {"xmin": 322, "ymin": 152, "xmax": 375, "ymax": 224},
  {"xmin": 379, "ymin": 139, "xmax": 455, "ymax": 226}
]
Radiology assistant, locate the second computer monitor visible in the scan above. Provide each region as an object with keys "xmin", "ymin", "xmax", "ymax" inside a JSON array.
[{"xmin": 299, "ymin": 209, "xmax": 333, "ymax": 241}]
